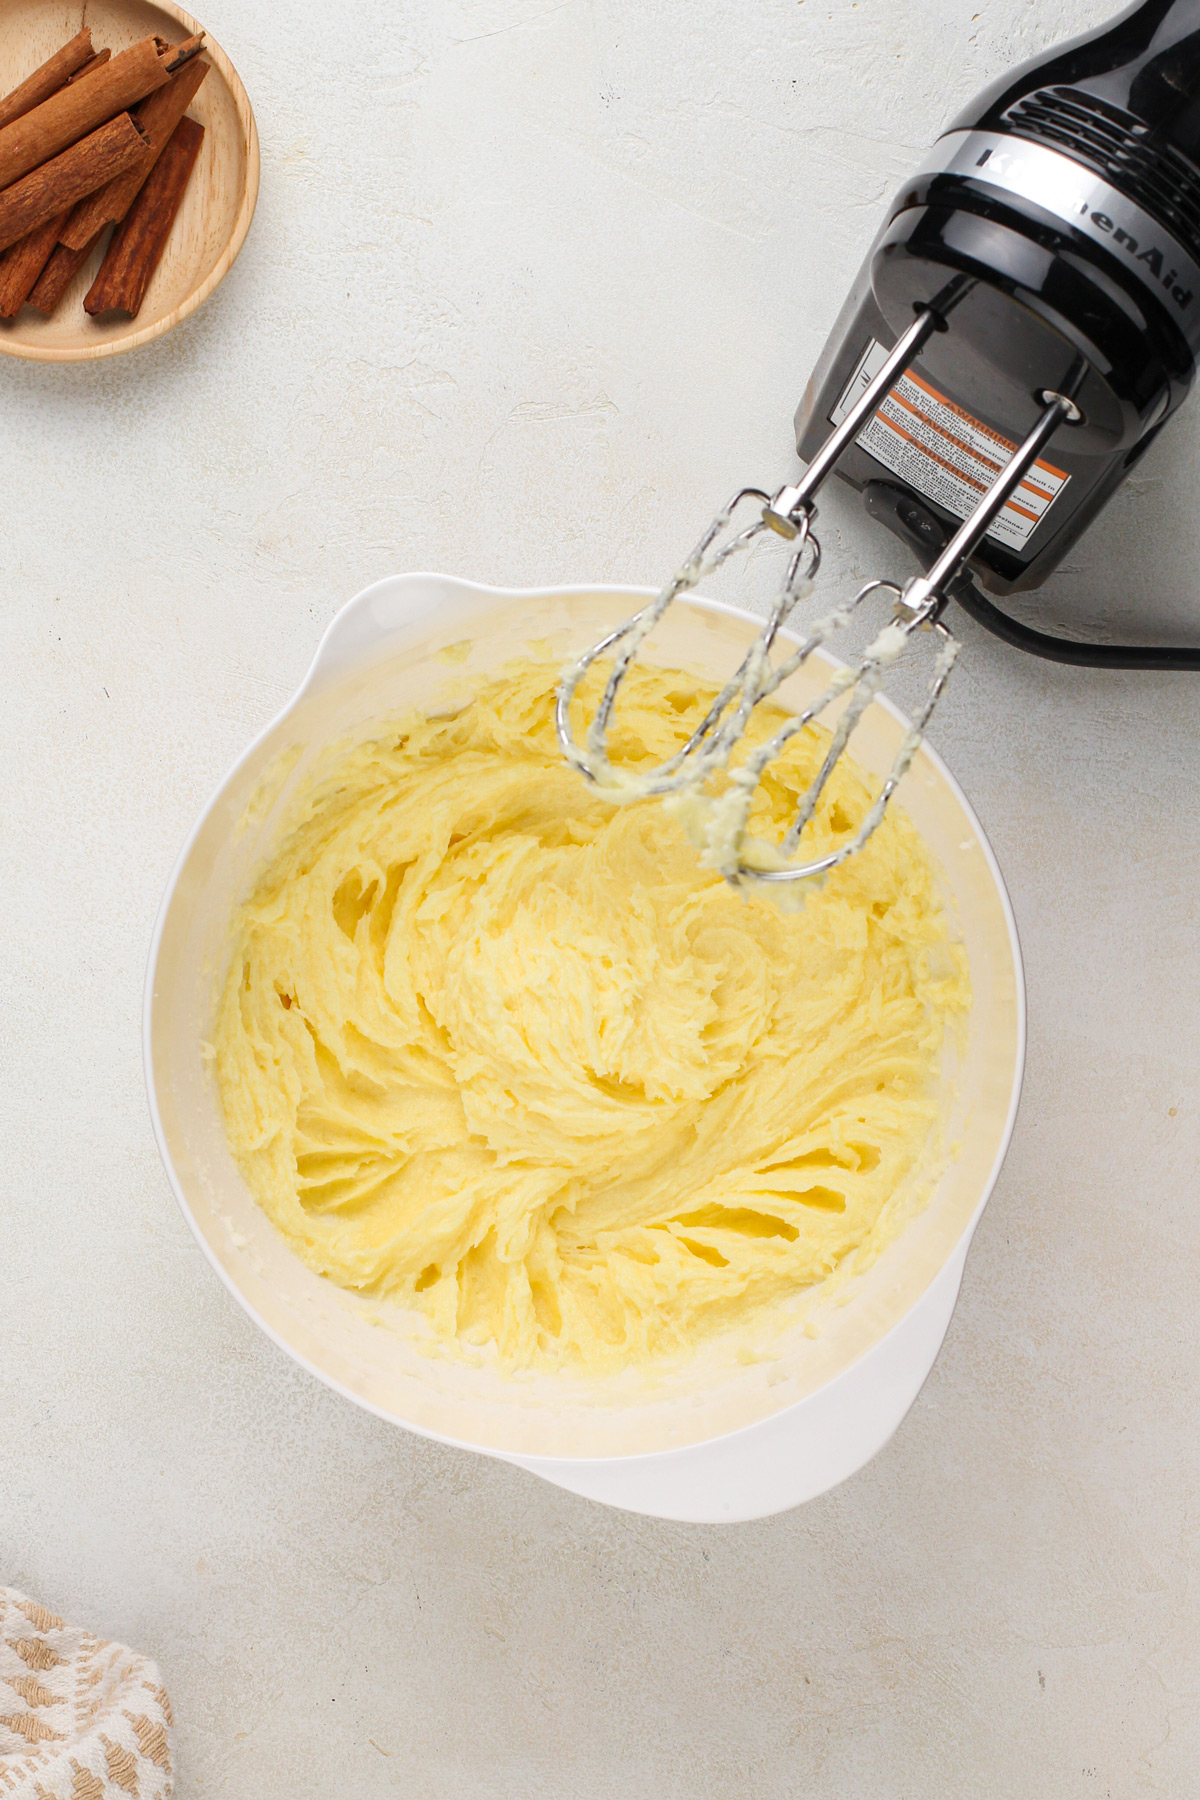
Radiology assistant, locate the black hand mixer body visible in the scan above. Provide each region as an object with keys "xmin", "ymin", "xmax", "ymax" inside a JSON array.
[{"xmin": 796, "ymin": 0, "xmax": 1200, "ymax": 663}]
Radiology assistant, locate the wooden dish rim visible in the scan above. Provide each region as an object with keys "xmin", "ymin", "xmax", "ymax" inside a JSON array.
[{"xmin": 0, "ymin": 0, "xmax": 260, "ymax": 363}]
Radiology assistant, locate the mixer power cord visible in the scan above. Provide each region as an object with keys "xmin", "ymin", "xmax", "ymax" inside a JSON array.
[{"xmin": 946, "ymin": 575, "xmax": 1200, "ymax": 671}]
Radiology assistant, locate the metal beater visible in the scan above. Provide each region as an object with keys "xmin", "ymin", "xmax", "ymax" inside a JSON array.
[{"xmin": 558, "ymin": 303, "xmax": 1080, "ymax": 885}]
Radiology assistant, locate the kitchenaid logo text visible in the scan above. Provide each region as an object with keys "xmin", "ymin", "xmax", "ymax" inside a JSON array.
[
  {"xmin": 1073, "ymin": 206, "xmax": 1193, "ymax": 309},
  {"xmin": 975, "ymin": 145, "xmax": 1194, "ymax": 312}
]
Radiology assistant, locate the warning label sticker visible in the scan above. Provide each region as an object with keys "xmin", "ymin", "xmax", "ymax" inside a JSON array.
[{"xmin": 830, "ymin": 339, "xmax": 1069, "ymax": 550}]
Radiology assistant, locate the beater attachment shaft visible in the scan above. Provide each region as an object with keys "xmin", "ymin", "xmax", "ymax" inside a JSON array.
[{"xmin": 557, "ymin": 311, "xmax": 1081, "ymax": 886}]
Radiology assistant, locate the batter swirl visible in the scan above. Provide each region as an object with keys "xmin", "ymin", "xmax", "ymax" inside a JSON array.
[{"xmin": 215, "ymin": 662, "xmax": 969, "ymax": 1372}]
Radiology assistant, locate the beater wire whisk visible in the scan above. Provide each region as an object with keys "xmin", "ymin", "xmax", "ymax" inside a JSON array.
[{"xmin": 557, "ymin": 300, "xmax": 1082, "ymax": 886}]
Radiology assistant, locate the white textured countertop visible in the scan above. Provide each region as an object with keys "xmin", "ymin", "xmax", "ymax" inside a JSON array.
[{"xmin": 4, "ymin": 1, "xmax": 1200, "ymax": 1793}]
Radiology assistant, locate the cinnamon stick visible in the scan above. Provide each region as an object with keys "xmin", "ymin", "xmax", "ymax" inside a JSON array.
[
  {"xmin": 0, "ymin": 29, "xmax": 94, "ymax": 133},
  {"xmin": 0, "ymin": 37, "xmax": 176, "ymax": 193},
  {"xmin": 26, "ymin": 233, "xmax": 101, "ymax": 316},
  {"xmin": 86, "ymin": 115, "xmax": 204, "ymax": 317},
  {"xmin": 0, "ymin": 47, "xmax": 115, "ymax": 306},
  {"xmin": 66, "ymin": 50, "xmax": 113, "ymax": 87},
  {"xmin": 0, "ymin": 205, "xmax": 70, "ymax": 315},
  {"xmin": 60, "ymin": 58, "xmax": 209, "ymax": 252},
  {"xmin": 0, "ymin": 112, "xmax": 149, "ymax": 255},
  {"xmin": 165, "ymin": 36, "xmax": 206, "ymax": 73}
]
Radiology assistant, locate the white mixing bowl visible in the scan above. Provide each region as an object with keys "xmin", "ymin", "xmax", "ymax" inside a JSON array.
[{"xmin": 144, "ymin": 574, "xmax": 1025, "ymax": 1522}]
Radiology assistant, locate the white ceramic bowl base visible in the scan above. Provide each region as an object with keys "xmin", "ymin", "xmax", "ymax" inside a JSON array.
[{"xmin": 145, "ymin": 575, "xmax": 1025, "ymax": 1523}]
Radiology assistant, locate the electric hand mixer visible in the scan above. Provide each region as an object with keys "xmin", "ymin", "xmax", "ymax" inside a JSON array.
[{"xmin": 559, "ymin": 0, "xmax": 1200, "ymax": 885}]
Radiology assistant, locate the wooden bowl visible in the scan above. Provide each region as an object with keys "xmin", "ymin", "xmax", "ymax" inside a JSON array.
[{"xmin": 0, "ymin": 0, "xmax": 258, "ymax": 361}]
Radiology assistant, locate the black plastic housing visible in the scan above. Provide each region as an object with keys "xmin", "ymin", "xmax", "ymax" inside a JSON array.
[{"xmin": 796, "ymin": 0, "xmax": 1200, "ymax": 596}]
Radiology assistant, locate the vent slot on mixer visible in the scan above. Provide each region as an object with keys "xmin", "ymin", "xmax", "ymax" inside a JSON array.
[{"xmin": 1004, "ymin": 85, "xmax": 1200, "ymax": 259}]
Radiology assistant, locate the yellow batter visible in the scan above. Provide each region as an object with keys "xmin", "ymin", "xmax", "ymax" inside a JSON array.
[{"xmin": 215, "ymin": 662, "xmax": 969, "ymax": 1374}]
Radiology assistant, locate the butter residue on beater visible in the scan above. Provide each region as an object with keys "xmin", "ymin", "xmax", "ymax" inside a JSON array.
[{"xmin": 214, "ymin": 661, "xmax": 970, "ymax": 1375}]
